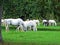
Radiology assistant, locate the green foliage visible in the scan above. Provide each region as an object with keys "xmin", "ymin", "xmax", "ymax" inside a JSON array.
[{"xmin": 3, "ymin": 0, "xmax": 60, "ymax": 21}]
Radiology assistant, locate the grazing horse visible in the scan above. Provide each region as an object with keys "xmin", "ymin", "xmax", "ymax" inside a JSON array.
[
  {"xmin": 42, "ymin": 20, "xmax": 49, "ymax": 26},
  {"xmin": 23, "ymin": 20, "xmax": 37, "ymax": 31},
  {"xmin": 33, "ymin": 19, "xmax": 40, "ymax": 26},
  {"xmin": 4, "ymin": 18, "xmax": 25, "ymax": 32},
  {"xmin": 48, "ymin": 20, "xmax": 57, "ymax": 26}
]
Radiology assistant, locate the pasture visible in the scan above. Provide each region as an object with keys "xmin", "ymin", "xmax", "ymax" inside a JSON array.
[{"xmin": 1, "ymin": 23, "xmax": 60, "ymax": 45}]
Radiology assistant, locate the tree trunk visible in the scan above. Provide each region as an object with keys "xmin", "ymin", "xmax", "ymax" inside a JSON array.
[{"xmin": 0, "ymin": 6, "xmax": 3, "ymax": 43}]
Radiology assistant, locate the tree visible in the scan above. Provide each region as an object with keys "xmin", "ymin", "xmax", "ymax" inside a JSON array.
[
  {"xmin": 0, "ymin": 0, "xmax": 3, "ymax": 43},
  {"xmin": 3, "ymin": 0, "xmax": 60, "ymax": 22}
]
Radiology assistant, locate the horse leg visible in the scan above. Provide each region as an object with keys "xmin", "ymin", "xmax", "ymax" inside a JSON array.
[
  {"xmin": 55, "ymin": 22, "xmax": 57, "ymax": 26},
  {"xmin": 4, "ymin": 22, "xmax": 9, "ymax": 32},
  {"xmin": 16, "ymin": 26, "xmax": 20, "ymax": 31},
  {"xmin": 49, "ymin": 22, "xmax": 51, "ymax": 26},
  {"xmin": 17, "ymin": 25, "xmax": 24, "ymax": 32},
  {"xmin": 29, "ymin": 26, "xmax": 31, "ymax": 31},
  {"xmin": 6, "ymin": 24, "xmax": 9, "ymax": 32},
  {"xmin": 33, "ymin": 26, "xmax": 37, "ymax": 31},
  {"xmin": 20, "ymin": 25, "xmax": 24, "ymax": 32},
  {"xmin": 43, "ymin": 23, "xmax": 45, "ymax": 26}
]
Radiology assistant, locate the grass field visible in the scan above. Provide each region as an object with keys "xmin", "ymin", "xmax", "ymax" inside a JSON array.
[{"xmin": 1, "ymin": 24, "xmax": 60, "ymax": 45}]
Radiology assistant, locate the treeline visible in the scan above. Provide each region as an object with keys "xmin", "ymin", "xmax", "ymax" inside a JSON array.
[{"xmin": 3, "ymin": 0, "xmax": 60, "ymax": 21}]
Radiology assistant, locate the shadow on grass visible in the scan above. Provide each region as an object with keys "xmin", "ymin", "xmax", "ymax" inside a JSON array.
[
  {"xmin": 0, "ymin": 42, "xmax": 60, "ymax": 45},
  {"xmin": 38, "ymin": 28, "xmax": 60, "ymax": 31},
  {"xmin": 2, "ymin": 26, "xmax": 16, "ymax": 30},
  {"xmin": 2, "ymin": 26, "xmax": 60, "ymax": 31}
]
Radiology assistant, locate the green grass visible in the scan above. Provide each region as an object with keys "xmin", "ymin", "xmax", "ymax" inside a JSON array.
[
  {"xmin": 2, "ymin": 30, "xmax": 60, "ymax": 45},
  {"xmin": 1, "ymin": 24, "xmax": 60, "ymax": 45},
  {"xmin": 38, "ymin": 25, "xmax": 60, "ymax": 31}
]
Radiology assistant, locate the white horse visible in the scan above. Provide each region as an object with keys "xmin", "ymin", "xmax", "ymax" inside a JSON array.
[
  {"xmin": 23, "ymin": 20, "xmax": 37, "ymax": 31},
  {"xmin": 33, "ymin": 19, "xmax": 40, "ymax": 26},
  {"xmin": 42, "ymin": 20, "xmax": 48, "ymax": 26},
  {"xmin": 1, "ymin": 19, "xmax": 5, "ymax": 26},
  {"xmin": 48, "ymin": 20, "xmax": 57, "ymax": 26},
  {"xmin": 4, "ymin": 18, "xmax": 25, "ymax": 32},
  {"xmin": 1, "ymin": 19, "xmax": 4, "ymax": 23}
]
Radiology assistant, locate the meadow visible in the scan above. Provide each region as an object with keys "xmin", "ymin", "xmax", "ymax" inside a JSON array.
[{"xmin": 1, "ymin": 23, "xmax": 60, "ymax": 45}]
